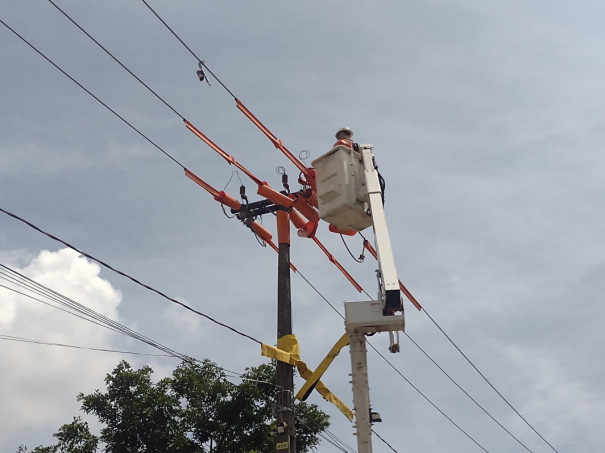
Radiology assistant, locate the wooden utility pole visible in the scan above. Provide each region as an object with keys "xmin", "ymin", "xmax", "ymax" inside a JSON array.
[{"xmin": 276, "ymin": 209, "xmax": 296, "ymax": 452}]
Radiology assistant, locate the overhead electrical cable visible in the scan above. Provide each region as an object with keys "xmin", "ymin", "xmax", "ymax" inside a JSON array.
[
  {"xmin": 1, "ymin": 271, "xmax": 288, "ymax": 411},
  {"xmin": 0, "ymin": 263, "xmax": 194, "ymax": 362},
  {"xmin": 209, "ymin": 367, "xmax": 357, "ymax": 453},
  {"xmin": 1, "ymin": 18, "xmax": 351, "ymax": 445},
  {"xmin": 0, "ymin": 207, "xmax": 262, "ymax": 346},
  {"xmin": 0, "ymin": 282, "xmax": 121, "ymax": 334},
  {"xmin": 371, "ymin": 429, "xmax": 399, "ymax": 453},
  {"xmin": 2, "ymin": 262, "xmax": 298, "ymax": 404},
  {"xmin": 299, "ymin": 265, "xmax": 534, "ymax": 451},
  {"xmin": 368, "ymin": 341, "xmax": 490, "ymax": 453},
  {"xmin": 355, "ymin": 244, "xmax": 557, "ymax": 452},
  {"xmin": 46, "ymin": 0, "xmax": 184, "ymax": 121},
  {"xmin": 295, "ymin": 417, "xmax": 356, "ymax": 453},
  {"xmin": 422, "ymin": 308, "xmax": 559, "ymax": 453},
  {"xmin": 1, "ymin": 15, "xmax": 291, "ymax": 279},
  {"xmin": 139, "ymin": 0, "xmax": 237, "ymax": 100},
  {"xmin": 403, "ymin": 331, "xmax": 534, "ymax": 452},
  {"xmin": 0, "ymin": 17, "xmax": 362, "ymax": 350},
  {"xmin": 0, "ymin": 334, "xmax": 171, "ymax": 357},
  {"xmin": 294, "ymin": 271, "xmax": 492, "ymax": 452},
  {"xmin": 0, "ymin": 212, "xmax": 476, "ymax": 451},
  {"xmin": 304, "ymin": 271, "xmax": 533, "ymax": 451},
  {"xmin": 0, "ymin": 264, "xmax": 122, "ymax": 331},
  {"xmin": 34, "ymin": 4, "xmax": 361, "ymax": 296},
  {"xmin": 0, "ymin": 17, "xmax": 185, "ymax": 170},
  {"xmin": 143, "ymin": 0, "xmax": 311, "ymax": 176}
]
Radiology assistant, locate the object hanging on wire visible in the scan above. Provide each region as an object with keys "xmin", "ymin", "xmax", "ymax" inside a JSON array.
[
  {"xmin": 196, "ymin": 61, "xmax": 210, "ymax": 86},
  {"xmin": 240, "ymin": 184, "xmax": 249, "ymax": 205},
  {"xmin": 276, "ymin": 166, "xmax": 289, "ymax": 194}
]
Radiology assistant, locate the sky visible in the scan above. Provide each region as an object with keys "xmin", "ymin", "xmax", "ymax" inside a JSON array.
[{"xmin": 1, "ymin": 1, "xmax": 604, "ymax": 452}]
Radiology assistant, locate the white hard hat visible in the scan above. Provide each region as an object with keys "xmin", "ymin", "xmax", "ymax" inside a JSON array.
[{"xmin": 335, "ymin": 127, "xmax": 353, "ymax": 139}]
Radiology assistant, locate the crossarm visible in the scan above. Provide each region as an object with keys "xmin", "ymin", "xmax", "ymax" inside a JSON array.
[{"xmin": 184, "ymin": 168, "xmax": 296, "ymax": 271}]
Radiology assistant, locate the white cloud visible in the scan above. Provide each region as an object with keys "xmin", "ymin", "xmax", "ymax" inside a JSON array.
[
  {"xmin": 0, "ymin": 248, "xmax": 124, "ymax": 449},
  {"xmin": 0, "ymin": 295, "xmax": 17, "ymax": 327}
]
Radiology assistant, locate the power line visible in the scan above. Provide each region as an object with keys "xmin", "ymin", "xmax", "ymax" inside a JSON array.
[
  {"xmin": 355, "ymin": 244, "xmax": 554, "ymax": 451},
  {"xmin": 46, "ymin": 0, "xmax": 184, "ymax": 121},
  {"xmin": 5, "ymin": 246, "xmax": 516, "ymax": 452},
  {"xmin": 0, "ymin": 22, "xmax": 357, "ymax": 450},
  {"xmin": 295, "ymin": 268, "xmax": 344, "ymax": 318},
  {"xmin": 0, "ymin": 268, "xmax": 289, "ymax": 409},
  {"xmin": 218, "ymin": 367, "xmax": 356, "ymax": 453},
  {"xmin": 139, "ymin": 0, "xmax": 238, "ymax": 100},
  {"xmin": 298, "ymin": 419, "xmax": 356, "ymax": 453},
  {"xmin": 0, "ymin": 334, "xmax": 172, "ymax": 357},
  {"xmin": 403, "ymin": 331, "xmax": 535, "ymax": 452},
  {"xmin": 0, "ymin": 263, "xmax": 193, "ymax": 362},
  {"xmin": 423, "ymin": 308, "xmax": 559, "ymax": 453},
  {"xmin": 0, "ymin": 282, "xmax": 120, "ymax": 334},
  {"xmin": 371, "ymin": 429, "xmax": 399, "ymax": 453},
  {"xmin": 0, "ymin": 266, "xmax": 120, "ymax": 332},
  {"xmin": 365, "ymin": 280, "xmax": 535, "ymax": 451},
  {"xmin": 368, "ymin": 341, "xmax": 490, "ymax": 452},
  {"xmin": 6, "ymin": 329, "xmax": 352, "ymax": 452},
  {"xmin": 0, "ymin": 17, "xmax": 186, "ymax": 170},
  {"xmin": 292, "ymin": 270, "xmax": 491, "ymax": 452},
  {"xmin": 295, "ymin": 265, "xmax": 509, "ymax": 451},
  {"xmin": 0, "ymin": 207, "xmax": 262, "ymax": 346},
  {"xmin": 0, "ymin": 208, "xmax": 463, "ymax": 452}
]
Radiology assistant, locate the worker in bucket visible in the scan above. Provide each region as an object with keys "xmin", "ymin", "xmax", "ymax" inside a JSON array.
[{"xmin": 333, "ymin": 127, "xmax": 359, "ymax": 151}]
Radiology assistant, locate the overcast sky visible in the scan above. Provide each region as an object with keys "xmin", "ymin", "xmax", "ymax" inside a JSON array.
[{"xmin": 1, "ymin": 1, "xmax": 604, "ymax": 452}]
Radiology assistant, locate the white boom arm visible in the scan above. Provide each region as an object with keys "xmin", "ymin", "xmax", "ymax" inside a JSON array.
[{"xmin": 359, "ymin": 144, "xmax": 402, "ymax": 314}]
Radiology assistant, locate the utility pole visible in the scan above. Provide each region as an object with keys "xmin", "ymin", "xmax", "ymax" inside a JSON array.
[{"xmin": 276, "ymin": 209, "xmax": 296, "ymax": 452}]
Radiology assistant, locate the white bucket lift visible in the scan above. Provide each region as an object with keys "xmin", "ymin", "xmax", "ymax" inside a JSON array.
[
  {"xmin": 312, "ymin": 142, "xmax": 402, "ymax": 315},
  {"xmin": 311, "ymin": 145, "xmax": 373, "ymax": 231},
  {"xmin": 312, "ymin": 135, "xmax": 405, "ymax": 453}
]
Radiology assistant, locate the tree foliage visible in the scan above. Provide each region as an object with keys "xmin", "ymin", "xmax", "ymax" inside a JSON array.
[{"xmin": 19, "ymin": 360, "xmax": 329, "ymax": 453}]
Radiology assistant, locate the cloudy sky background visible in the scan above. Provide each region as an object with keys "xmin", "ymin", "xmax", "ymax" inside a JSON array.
[{"xmin": 1, "ymin": 1, "xmax": 604, "ymax": 451}]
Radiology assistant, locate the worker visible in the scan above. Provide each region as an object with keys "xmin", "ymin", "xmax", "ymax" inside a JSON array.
[{"xmin": 333, "ymin": 127, "xmax": 359, "ymax": 151}]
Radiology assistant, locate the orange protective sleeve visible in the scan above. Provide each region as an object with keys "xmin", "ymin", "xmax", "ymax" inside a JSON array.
[
  {"xmin": 249, "ymin": 221, "xmax": 273, "ymax": 243},
  {"xmin": 257, "ymin": 184, "xmax": 294, "ymax": 208},
  {"xmin": 185, "ymin": 168, "xmax": 220, "ymax": 197},
  {"xmin": 329, "ymin": 224, "xmax": 357, "ymax": 236},
  {"xmin": 184, "ymin": 119, "xmax": 263, "ymax": 186},
  {"xmin": 235, "ymin": 100, "xmax": 310, "ymax": 178},
  {"xmin": 290, "ymin": 197, "xmax": 320, "ymax": 223},
  {"xmin": 215, "ymin": 191, "xmax": 242, "ymax": 211},
  {"xmin": 289, "ymin": 209, "xmax": 307, "ymax": 229}
]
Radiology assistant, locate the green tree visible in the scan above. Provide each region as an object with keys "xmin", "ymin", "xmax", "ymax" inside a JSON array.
[
  {"xmin": 19, "ymin": 360, "xmax": 329, "ymax": 453},
  {"xmin": 18, "ymin": 417, "xmax": 98, "ymax": 453}
]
